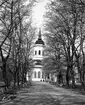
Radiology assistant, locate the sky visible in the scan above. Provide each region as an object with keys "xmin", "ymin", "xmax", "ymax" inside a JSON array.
[
  {"xmin": 24, "ymin": 0, "xmax": 49, "ymax": 40},
  {"xmin": 32, "ymin": 0, "xmax": 49, "ymax": 29}
]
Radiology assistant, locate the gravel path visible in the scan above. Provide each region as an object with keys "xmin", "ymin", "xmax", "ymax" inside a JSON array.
[{"xmin": 0, "ymin": 82, "xmax": 85, "ymax": 105}]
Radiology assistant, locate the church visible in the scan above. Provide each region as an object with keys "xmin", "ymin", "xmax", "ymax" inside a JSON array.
[{"xmin": 31, "ymin": 30, "xmax": 45, "ymax": 81}]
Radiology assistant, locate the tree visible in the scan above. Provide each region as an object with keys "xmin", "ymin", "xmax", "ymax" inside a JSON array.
[
  {"xmin": 0, "ymin": 0, "xmax": 19, "ymax": 89},
  {"xmin": 44, "ymin": 0, "xmax": 85, "ymax": 88},
  {"xmin": 0, "ymin": 0, "xmax": 36, "ymax": 89}
]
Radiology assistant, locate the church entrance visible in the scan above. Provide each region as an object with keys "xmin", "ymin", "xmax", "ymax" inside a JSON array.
[{"xmin": 32, "ymin": 68, "xmax": 44, "ymax": 81}]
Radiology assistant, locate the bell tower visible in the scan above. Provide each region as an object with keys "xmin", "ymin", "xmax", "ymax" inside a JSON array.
[{"xmin": 32, "ymin": 29, "xmax": 45, "ymax": 81}]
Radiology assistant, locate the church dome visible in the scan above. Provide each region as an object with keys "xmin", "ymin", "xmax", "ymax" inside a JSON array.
[
  {"xmin": 35, "ymin": 29, "xmax": 44, "ymax": 45},
  {"xmin": 35, "ymin": 38, "xmax": 44, "ymax": 45}
]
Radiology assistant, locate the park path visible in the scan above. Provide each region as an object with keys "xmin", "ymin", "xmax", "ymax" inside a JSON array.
[{"xmin": 0, "ymin": 82, "xmax": 85, "ymax": 105}]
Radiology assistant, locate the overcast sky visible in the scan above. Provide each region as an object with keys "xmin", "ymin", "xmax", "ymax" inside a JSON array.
[{"xmin": 32, "ymin": 0, "xmax": 48, "ymax": 29}]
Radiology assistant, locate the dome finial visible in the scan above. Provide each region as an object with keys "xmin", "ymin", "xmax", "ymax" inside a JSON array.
[
  {"xmin": 35, "ymin": 28, "xmax": 44, "ymax": 45},
  {"xmin": 38, "ymin": 28, "xmax": 41, "ymax": 39}
]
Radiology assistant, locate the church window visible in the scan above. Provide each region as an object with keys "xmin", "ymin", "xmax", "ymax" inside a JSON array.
[
  {"xmin": 35, "ymin": 51, "xmax": 37, "ymax": 55},
  {"xmin": 38, "ymin": 71, "xmax": 40, "ymax": 78},
  {"xmin": 42, "ymin": 72, "xmax": 44, "ymax": 78},
  {"xmin": 34, "ymin": 71, "xmax": 36, "ymax": 78},
  {"xmin": 39, "ymin": 50, "xmax": 41, "ymax": 55},
  {"xmin": 42, "ymin": 51, "xmax": 44, "ymax": 55}
]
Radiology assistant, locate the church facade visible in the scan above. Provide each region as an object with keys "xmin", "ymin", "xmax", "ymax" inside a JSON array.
[{"xmin": 31, "ymin": 30, "xmax": 45, "ymax": 81}]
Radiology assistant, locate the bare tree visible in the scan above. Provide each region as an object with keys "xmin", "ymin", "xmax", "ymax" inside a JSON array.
[
  {"xmin": 0, "ymin": 0, "xmax": 36, "ymax": 89},
  {"xmin": 44, "ymin": 0, "xmax": 85, "ymax": 88}
]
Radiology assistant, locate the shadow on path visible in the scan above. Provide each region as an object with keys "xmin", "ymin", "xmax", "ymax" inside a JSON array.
[{"xmin": 0, "ymin": 82, "xmax": 85, "ymax": 105}]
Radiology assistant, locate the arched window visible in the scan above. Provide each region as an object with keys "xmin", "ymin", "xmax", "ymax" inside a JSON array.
[
  {"xmin": 38, "ymin": 71, "xmax": 40, "ymax": 78},
  {"xmin": 42, "ymin": 72, "xmax": 44, "ymax": 78},
  {"xmin": 39, "ymin": 50, "xmax": 41, "ymax": 55},
  {"xmin": 34, "ymin": 71, "xmax": 36, "ymax": 78},
  {"xmin": 42, "ymin": 51, "xmax": 44, "ymax": 55},
  {"xmin": 35, "ymin": 51, "xmax": 37, "ymax": 55}
]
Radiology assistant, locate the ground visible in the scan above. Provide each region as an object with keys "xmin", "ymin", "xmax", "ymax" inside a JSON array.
[{"xmin": 0, "ymin": 82, "xmax": 85, "ymax": 105}]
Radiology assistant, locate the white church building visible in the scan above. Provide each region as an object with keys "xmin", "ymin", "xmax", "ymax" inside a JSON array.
[{"xmin": 31, "ymin": 30, "xmax": 45, "ymax": 81}]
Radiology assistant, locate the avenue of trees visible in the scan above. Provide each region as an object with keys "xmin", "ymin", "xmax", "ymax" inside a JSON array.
[
  {"xmin": 0, "ymin": 0, "xmax": 36, "ymax": 90},
  {"xmin": 44, "ymin": 0, "xmax": 85, "ymax": 89}
]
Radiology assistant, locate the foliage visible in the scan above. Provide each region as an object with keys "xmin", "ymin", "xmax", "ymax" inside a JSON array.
[
  {"xmin": 44, "ymin": 0, "xmax": 85, "ymax": 88},
  {"xmin": 0, "ymin": 0, "xmax": 36, "ymax": 89}
]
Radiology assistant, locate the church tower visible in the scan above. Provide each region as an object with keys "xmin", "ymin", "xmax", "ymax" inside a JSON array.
[{"xmin": 32, "ymin": 29, "xmax": 45, "ymax": 81}]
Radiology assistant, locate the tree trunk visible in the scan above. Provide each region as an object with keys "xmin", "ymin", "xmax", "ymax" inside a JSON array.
[
  {"xmin": 2, "ymin": 62, "xmax": 9, "ymax": 90},
  {"xmin": 66, "ymin": 66, "xmax": 70, "ymax": 87},
  {"xmin": 17, "ymin": 69, "xmax": 20, "ymax": 87},
  {"xmin": 76, "ymin": 53, "xmax": 85, "ymax": 90},
  {"xmin": 13, "ymin": 72, "xmax": 17, "ymax": 88},
  {"xmin": 71, "ymin": 72, "xmax": 75, "ymax": 88}
]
